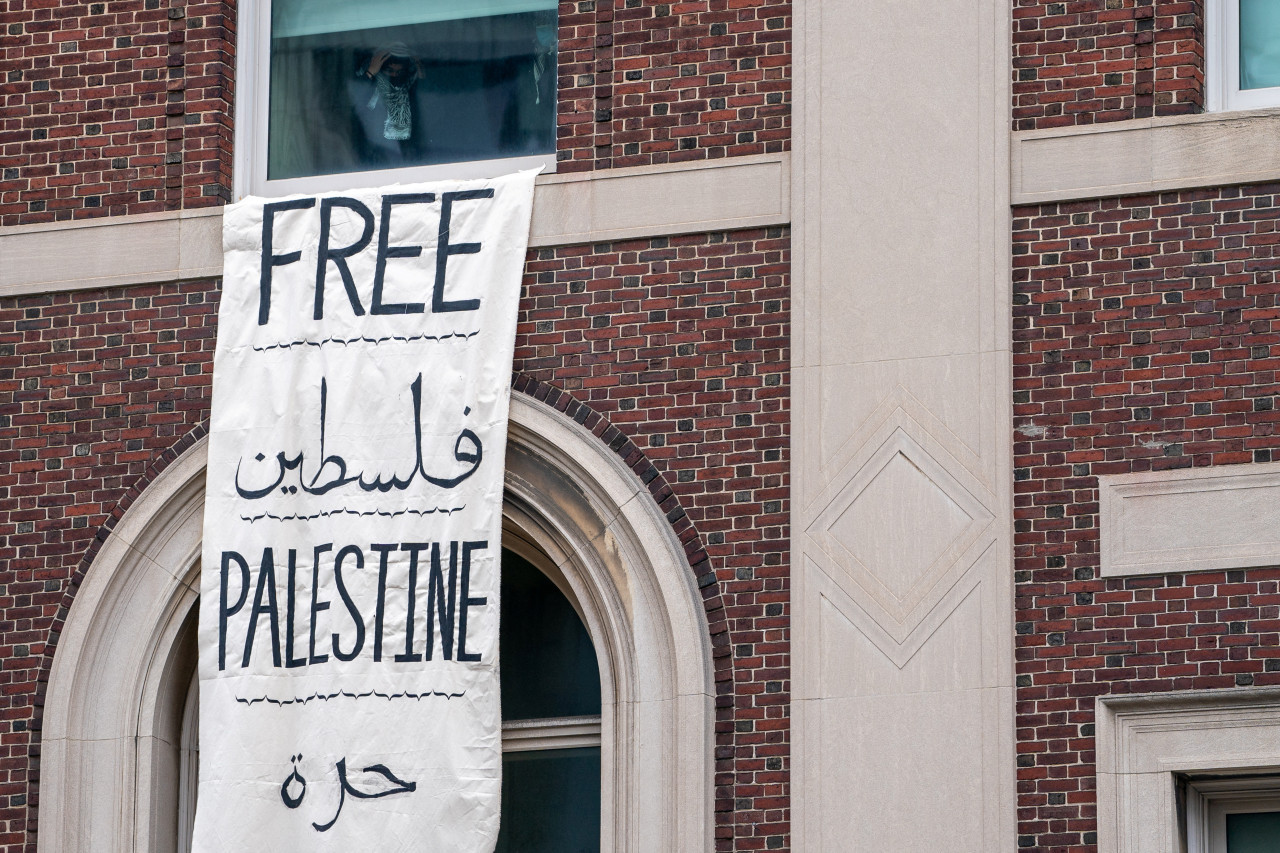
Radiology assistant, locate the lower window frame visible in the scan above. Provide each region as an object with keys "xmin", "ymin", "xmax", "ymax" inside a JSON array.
[{"xmin": 231, "ymin": 0, "xmax": 558, "ymax": 200}]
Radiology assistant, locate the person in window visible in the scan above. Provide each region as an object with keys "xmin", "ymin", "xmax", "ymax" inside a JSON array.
[{"xmin": 359, "ymin": 42, "xmax": 423, "ymax": 144}]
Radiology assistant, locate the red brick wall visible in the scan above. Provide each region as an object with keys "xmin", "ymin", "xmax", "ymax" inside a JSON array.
[
  {"xmin": 552, "ymin": 0, "xmax": 606, "ymax": 170},
  {"xmin": 1, "ymin": 0, "xmax": 791, "ymax": 222},
  {"xmin": 0, "ymin": 0, "xmax": 235, "ymax": 226},
  {"xmin": 1012, "ymin": 184, "xmax": 1280, "ymax": 851},
  {"xmin": 515, "ymin": 229, "xmax": 791, "ymax": 850},
  {"xmin": 1013, "ymin": 0, "xmax": 1202, "ymax": 130},
  {"xmin": 607, "ymin": 0, "xmax": 790, "ymax": 169},
  {"xmin": 0, "ymin": 281, "xmax": 218, "ymax": 850},
  {"xmin": 0, "ymin": 228, "xmax": 791, "ymax": 852},
  {"xmin": 560, "ymin": 0, "xmax": 791, "ymax": 172}
]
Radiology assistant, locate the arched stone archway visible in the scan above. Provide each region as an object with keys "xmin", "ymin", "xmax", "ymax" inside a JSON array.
[{"xmin": 37, "ymin": 394, "xmax": 714, "ymax": 853}]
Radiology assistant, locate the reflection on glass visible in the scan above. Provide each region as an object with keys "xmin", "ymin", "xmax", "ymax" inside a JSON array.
[
  {"xmin": 1240, "ymin": 0, "xmax": 1280, "ymax": 90},
  {"xmin": 496, "ymin": 748, "xmax": 602, "ymax": 853},
  {"xmin": 269, "ymin": 0, "xmax": 557, "ymax": 180},
  {"xmin": 1226, "ymin": 810, "xmax": 1280, "ymax": 852},
  {"xmin": 500, "ymin": 551, "xmax": 602, "ymax": 720}
]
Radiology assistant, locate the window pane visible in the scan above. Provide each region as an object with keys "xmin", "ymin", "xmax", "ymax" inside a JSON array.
[
  {"xmin": 1240, "ymin": 0, "xmax": 1280, "ymax": 90},
  {"xmin": 496, "ymin": 748, "xmax": 601, "ymax": 853},
  {"xmin": 268, "ymin": 0, "xmax": 557, "ymax": 180},
  {"xmin": 1227, "ymin": 810, "xmax": 1280, "ymax": 853},
  {"xmin": 500, "ymin": 551, "xmax": 602, "ymax": 720}
]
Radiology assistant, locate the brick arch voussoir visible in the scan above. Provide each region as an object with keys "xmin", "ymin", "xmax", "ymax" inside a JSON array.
[{"xmin": 510, "ymin": 374, "xmax": 734, "ymax": 679}]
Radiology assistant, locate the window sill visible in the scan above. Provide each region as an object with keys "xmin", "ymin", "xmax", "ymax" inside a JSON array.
[
  {"xmin": 244, "ymin": 154, "xmax": 559, "ymax": 202},
  {"xmin": 0, "ymin": 153, "xmax": 790, "ymax": 299},
  {"xmin": 1011, "ymin": 107, "xmax": 1280, "ymax": 204}
]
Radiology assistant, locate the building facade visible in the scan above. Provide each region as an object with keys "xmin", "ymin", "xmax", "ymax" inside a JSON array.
[{"xmin": 0, "ymin": 1, "xmax": 1278, "ymax": 851}]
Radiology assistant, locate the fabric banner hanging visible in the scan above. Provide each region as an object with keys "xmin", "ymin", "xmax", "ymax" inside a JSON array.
[{"xmin": 194, "ymin": 170, "xmax": 537, "ymax": 851}]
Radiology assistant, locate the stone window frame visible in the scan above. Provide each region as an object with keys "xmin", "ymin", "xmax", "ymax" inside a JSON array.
[
  {"xmin": 38, "ymin": 394, "xmax": 715, "ymax": 853},
  {"xmin": 232, "ymin": 0, "xmax": 560, "ymax": 200},
  {"xmin": 1205, "ymin": 0, "xmax": 1280, "ymax": 112},
  {"xmin": 1095, "ymin": 687, "xmax": 1280, "ymax": 853}
]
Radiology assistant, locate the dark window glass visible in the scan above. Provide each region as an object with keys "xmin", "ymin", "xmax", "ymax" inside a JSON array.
[
  {"xmin": 495, "ymin": 748, "xmax": 602, "ymax": 853},
  {"xmin": 500, "ymin": 551, "xmax": 602, "ymax": 720},
  {"xmin": 269, "ymin": 0, "xmax": 557, "ymax": 180},
  {"xmin": 1227, "ymin": 810, "xmax": 1280, "ymax": 853}
]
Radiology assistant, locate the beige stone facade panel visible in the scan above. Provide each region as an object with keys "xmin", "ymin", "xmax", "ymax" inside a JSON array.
[
  {"xmin": 530, "ymin": 154, "xmax": 789, "ymax": 247},
  {"xmin": 1012, "ymin": 107, "xmax": 1280, "ymax": 204},
  {"xmin": 0, "ymin": 209, "xmax": 223, "ymax": 299},
  {"xmin": 1099, "ymin": 462, "xmax": 1280, "ymax": 576},
  {"xmin": 809, "ymin": 690, "xmax": 989, "ymax": 849},
  {"xmin": 0, "ymin": 156, "xmax": 789, "ymax": 299},
  {"xmin": 816, "ymin": 582, "xmax": 987, "ymax": 697},
  {"xmin": 791, "ymin": 0, "xmax": 1014, "ymax": 848},
  {"xmin": 808, "ymin": 0, "xmax": 985, "ymax": 366}
]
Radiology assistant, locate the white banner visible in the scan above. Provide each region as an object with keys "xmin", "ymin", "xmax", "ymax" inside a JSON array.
[{"xmin": 194, "ymin": 170, "xmax": 537, "ymax": 851}]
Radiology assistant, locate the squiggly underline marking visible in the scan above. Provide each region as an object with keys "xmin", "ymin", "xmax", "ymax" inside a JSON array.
[
  {"xmin": 240, "ymin": 506, "xmax": 466, "ymax": 523},
  {"xmin": 252, "ymin": 331, "xmax": 480, "ymax": 352},
  {"xmin": 235, "ymin": 689, "xmax": 467, "ymax": 707}
]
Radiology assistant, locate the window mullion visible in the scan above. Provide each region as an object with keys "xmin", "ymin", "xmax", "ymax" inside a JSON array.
[{"xmin": 501, "ymin": 715, "xmax": 602, "ymax": 753}]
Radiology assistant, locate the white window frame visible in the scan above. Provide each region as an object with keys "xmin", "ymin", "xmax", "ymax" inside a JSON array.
[
  {"xmin": 232, "ymin": 0, "xmax": 558, "ymax": 200},
  {"xmin": 1206, "ymin": 0, "xmax": 1280, "ymax": 112},
  {"xmin": 1184, "ymin": 776, "xmax": 1280, "ymax": 853}
]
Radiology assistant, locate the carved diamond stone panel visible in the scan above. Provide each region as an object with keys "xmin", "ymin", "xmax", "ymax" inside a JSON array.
[
  {"xmin": 809, "ymin": 426, "xmax": 993, "ymax": 639},
  {"xmin": 829, "ymin": 451, "xmax": 972, "ymax": 602}
]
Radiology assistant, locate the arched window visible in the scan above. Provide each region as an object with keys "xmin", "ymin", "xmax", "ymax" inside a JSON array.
[
  {"xmin": 496, "ymin": 549, "xmax": 602, "ymax": 852},
  {"xmin": 41, "ymin": 396, "xmax": 714, "ymax": 853}
]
